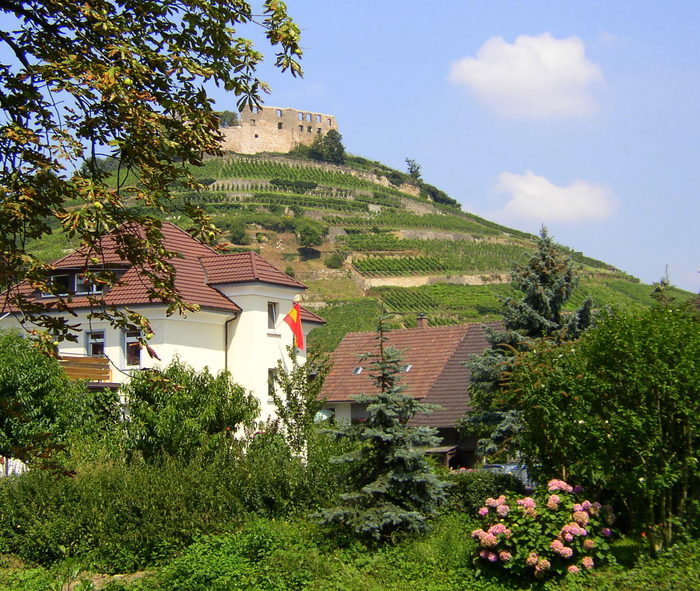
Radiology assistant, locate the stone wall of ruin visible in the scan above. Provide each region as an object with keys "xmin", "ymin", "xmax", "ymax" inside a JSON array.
[{"xmin": 220, "ymin": 105, "xmax": 338, "ymax": 154}]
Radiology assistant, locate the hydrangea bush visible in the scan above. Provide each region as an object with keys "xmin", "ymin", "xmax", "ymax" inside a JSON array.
[{"xmin": 471, "ymin": 479, "xmax": 615, "ymax": 578}]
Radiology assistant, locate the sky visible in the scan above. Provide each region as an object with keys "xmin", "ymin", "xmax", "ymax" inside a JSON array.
[{"xmin": 206, "ymin": 0, "xmax": 700, "ymax": 293}]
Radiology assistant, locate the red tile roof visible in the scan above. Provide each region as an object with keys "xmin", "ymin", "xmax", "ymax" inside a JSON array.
[
  {"xmin": 1, "ymin": 222, "xmax": 314, "ymax": 317},
  {"xmin": 321, "ymin": 323, "xmax": 499, "ymax": 428},
  {"xmin": 300, "ymin": 306, "xmax": 326, "ymax": 325},
  {"xmin": 200, "ymin": 252, "xmax": 306, "ymax": 289}
]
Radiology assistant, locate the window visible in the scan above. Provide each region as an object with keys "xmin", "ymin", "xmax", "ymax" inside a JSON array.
[
  {"xmin": 402, "ymin": 364, "xmax": 413, "ymax": 373},
  {"xmin": 250, "ymin": 119, "xmax": 256, "ymax": 126},
  {"xmin": 352, "ymin": 366, "xmax": 363, "ymax": 375},
  {"xmin": 307, "ymin": 125, "xmax": 312, "ymax": 133},
  {"xmin": 75, "ymin": 274, "xmax": 102, "ymax": 295},
  {"xmin": 305, "ymin": 113, "xmax": 312, "ymax": 122},
  {"xmin": 124, "ymin": 330, "xmax": 141, "ymax": 366},
  {"xmin": 316, "ymin": 114, "xmax": 322, "ymax": 123},
  {"xmin": 267, "ymin": 302, "xmax": 278, "ymax": 330},
  {"xmin": 298, "ymin": 124, "xmax": 304, "ymax": 132},
  {"xmin": 268, "ymin": 368, "xmax": 278, "ymax": 399},
  {"xmin": 328, "ymin": 118, "xmax": 332, "ymax": 126},
  {"xmin": 277, "ymin": 122, "xmax": 283, "ymax": 130},
  {"xmin": 298, "ymin": 112, "xmax": 303, "ymax": 120},
  {"xmin": 42, "ymin": 274, "xmax": 71, "ymax": 297},
  {"xmin": 276, "ymin": 109, "xmax": 282, "ymax": 117},
  {"xmin": 317, "ymin": 128, "xmax": 322, "ymax": 134},
  {"xmin": 87, "ymin": 330, "xmax": 105, "ymax": 356}
]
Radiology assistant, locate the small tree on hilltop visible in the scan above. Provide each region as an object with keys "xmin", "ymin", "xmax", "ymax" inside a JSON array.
[
  {"xmin": 309, "ymin": 129, "xmax": 345, "ymax": 165},
  {"xmin": 405, "ymin": 157, "xmax": 422, "ymax": 182},
  {"xmin": 464, "ymin": 227, "xmax": 592, "ymax": 457},
  {"xmin": 318, "ymin": 316, "xmax": 449, "ymax": 543}
]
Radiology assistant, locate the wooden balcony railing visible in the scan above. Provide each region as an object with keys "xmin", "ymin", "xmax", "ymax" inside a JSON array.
[{"xmin": 59, "ymin": 355, "xmax": 111, "ymax": 382}]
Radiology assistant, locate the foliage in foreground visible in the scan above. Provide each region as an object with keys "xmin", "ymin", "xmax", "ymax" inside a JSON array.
[
  {"xmin": 3, "ymin": 519, "xmax": 700, "ymax": 591},
  {"xmin": 507, "ymin": 300, "xmax": 699, "ymax": 553}
]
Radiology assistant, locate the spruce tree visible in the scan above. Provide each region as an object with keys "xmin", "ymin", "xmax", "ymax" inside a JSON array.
[
  {"xmin": 464, "ymin": 227, "xmax": 592, "ymax": 456},
  {"xmin": 318, "ymin": 317, "xmax": 449, "ymax": 542}
]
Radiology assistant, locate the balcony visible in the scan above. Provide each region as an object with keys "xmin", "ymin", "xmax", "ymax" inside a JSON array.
[{"xmin": 58, "ymin": 354, "xmax": 115, "ymax": 387}]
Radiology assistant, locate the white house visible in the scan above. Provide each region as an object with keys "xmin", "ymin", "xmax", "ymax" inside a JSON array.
[{"xmin": 0, "ymin": 222, "xmax": 324, "ymax": 419}]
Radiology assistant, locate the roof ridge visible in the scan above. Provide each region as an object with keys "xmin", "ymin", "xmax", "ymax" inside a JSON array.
[{"xmin": 249, "ymin": 251, "xmax": 259, "ymax": 279}]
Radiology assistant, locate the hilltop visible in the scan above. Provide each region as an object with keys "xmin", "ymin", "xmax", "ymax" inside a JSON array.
[{"xmin": 30, "ymin": 150, "xmax": 692, "ymax": 353}]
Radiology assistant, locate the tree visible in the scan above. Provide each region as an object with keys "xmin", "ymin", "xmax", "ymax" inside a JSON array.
[
  {"xmin": 121, "ymin": 358, "xmax": 259, "ymax": 462},
  {"xmin": 405, "ymin": 157, "xmax": 422, "ymax": 181},
  {"xmin": 318, "ymin": 317, "xmax": 449, "ymax": 542},
  {"xmin": 295, "ymin": 219, "xmax": 326, "ymax": 249},
  {"xmin": 0, "ymin": 1, "xmax": 302, "ymax": 350},
  {"xmin": 215, "ymin": 110, "xmax": 240, "ymax": 127},
  {"xmin": 309, "ymin": 128, "xmax": 345, "ymax": 164},
  {"xmin": 0, "ymin": 329, "xmax": 119, "ymax": 464},
  {"xmin": 270, "ymin": 346, "xmax": 330, "ymax": 454},
  {"xmin": 505, "ymin": 299, "xmax": 699, "ymax": 554},
  {"xmin": 464, "ymin": 227, "xmax": 591, "ymax": 457}
]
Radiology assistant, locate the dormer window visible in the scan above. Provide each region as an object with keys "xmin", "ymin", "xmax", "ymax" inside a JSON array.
[
  {"xmin": 352, "ymin": 367, "xmax": 363, "ymax": 375},
  {"xmin": 75, "ymin": 274, "xmax": 102, "ymax": 295},
  {"xmin": 42, "ymin": 274, "xmax": 71, "ymax": 297},
  {"xmin": 402, "ymin": 364, "xmax": 413, "ymax": 373}
]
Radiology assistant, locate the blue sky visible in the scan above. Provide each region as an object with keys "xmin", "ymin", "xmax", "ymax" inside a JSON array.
[{"xmin": 208, "ymin": 0, "xmax": 699, "ymax": 292}]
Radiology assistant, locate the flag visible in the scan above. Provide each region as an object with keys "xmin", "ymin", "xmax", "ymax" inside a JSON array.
[{"xmin": 283, "ymin": 302, "xmax": 304, "ymax": 350}]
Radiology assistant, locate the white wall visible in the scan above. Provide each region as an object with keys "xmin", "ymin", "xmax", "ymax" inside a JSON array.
[
  {"xmin": 1, "ymin": 285, "xmax": 311, "ymax": 421},
  {"xmin": 219, "ymin": 283, "xmax": 305, "ymax": 419}
]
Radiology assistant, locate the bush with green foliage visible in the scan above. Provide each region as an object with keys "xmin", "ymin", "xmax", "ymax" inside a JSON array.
[
  {"xmin": 471, "ymin": 478, "xmax": 614, "ymax": 579},
  {"xmin": 442, "ymin": 470, "xmax": 524, "ymax": 515},
  {"xmin": 294, "ymin": 219, "xmax": 327, "ymax": 249},
  {"xmin": 324, "ymin": 251, "xmax": 345, "ymax": 269},
  {"xmin": 121, "ymin": 359, "xmax": 259, "ymax": 462},
  {"xmin": 0, "ymin": 330, "xmax": 117, "ymax": 462},
  {"xmin": 506, "ymin": 297, "xmax": 699, "ymax": 554},
  {"xmin": 318, "ymin": 318, "xmax": 449, "ymax": 542}
]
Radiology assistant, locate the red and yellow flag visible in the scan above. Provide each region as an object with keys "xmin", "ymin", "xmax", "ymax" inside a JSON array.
[{"xmin": 283, "ymin": 302, "xmax": 304, "ymax": 350}]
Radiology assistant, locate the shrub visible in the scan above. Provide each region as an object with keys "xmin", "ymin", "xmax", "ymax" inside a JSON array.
[
  {"xmin": 443, "ymin": 470, "xmax": 524, "ymax": 515},
  {"xmin": 324, "ymin": 251, "xmax": 345, "ymax": 269},
  {"xmin": 471, "ymin": 478, "xmax": 615, "ymax": 579}
]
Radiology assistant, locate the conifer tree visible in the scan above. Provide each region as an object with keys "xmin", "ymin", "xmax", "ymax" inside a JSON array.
[
  {"xmin": 464, "ymin": 227, "xmax": 592, "ymax": 456},
  {"xmin": 318, "ymin": 316, "xmax": 449, "ymax": 542}
]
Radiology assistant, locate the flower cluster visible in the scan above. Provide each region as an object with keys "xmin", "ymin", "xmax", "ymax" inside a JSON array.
[{"xmin": 472, "ymin": 478, "xmax": 614, "ymax": 579}]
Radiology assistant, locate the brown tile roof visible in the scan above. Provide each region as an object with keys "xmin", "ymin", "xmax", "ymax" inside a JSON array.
[
  {"xmin": 199, "ymin": 252, "xmax": 306, "ymax": 289},
  {"xmin": 1, "ymin": 222, "xmax": 314, "ymax": 317},
  {"xmin": 300, "ymin": 306, "xmax": 326, "ymax": 325},
  {"xmin": 321, "ymin": 323, "xmax": 499, "ymax": 428}
]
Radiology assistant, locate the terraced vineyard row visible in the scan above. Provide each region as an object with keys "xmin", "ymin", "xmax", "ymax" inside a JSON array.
[{"xmin": 326, "ymin": 211, "xmax": 503, "ymax": 236}]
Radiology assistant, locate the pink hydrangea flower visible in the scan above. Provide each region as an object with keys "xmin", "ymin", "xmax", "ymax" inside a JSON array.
[
  {"xmin": 536, "ymin": 558, "xmax": 551, "ymax": 571},
  {"xmin": 478, "ymin": 507, "xmax": 489, "ymax": 516},
  {"xmin": 563, "ymin": 532, "xmax": 574, "ymax": 542},
  {"xmin": 485, "ymin": 497, "xmax": 499, "ymax": 507},
  {"xmin": 548, "ymin": 479, "xmax": 573, "ymax": 493},
  {"xmin": 471, "ymin": 528, "xmax": 484, "ymax": 539},
  {"xmin": 546, "ymin": 494, "xmax": 561, "ymax": 509},
  {"xmin": 583, "ymin": 539, "xmax": 596, "ymax": 550},
  {"xmin": 551, "ymin": 539, "xmax": 565, "ymax": 552},
  {"xmin": 573, "ymin": 510, "xmax": 590, "ymax": 526},
  {"xmin": 582, "ymin": 556, "xmax": 594, "ymax": 570},
  {"xmin": 496, "ymin": 504, "xmax": 510, "ymax": 516},
  {"xmin": 488, "ymin": 524, "xmax": 507, "ymax": 535},
  {"xmin": 480, "ymin": 532, "xmax": 498, "ymax": 548},
  {"xmin": 568, "ymin": 565, "xmax": 581, "ymax": 574},
  {"xmin": 573, "ymin": 485, "xmax": 584, "ymax": 494},
  {"xmin": 590, "ymin": 502, "xmax": 602, "ymax": 515},
  {"xmin": 488, "ymin": 552, "xmax": 498, "ymax": 562},
  {"xmin": 581, "ymin": 500, "xmax": 592, "ymax": 511},
  {"xmin": 499, "ymin": 551, "xmax": 512, "ymax": 562},
  {"xmin": 573, "ymin": 503, "xmax": 583, "ymax": 512},
  {"xmin": 561, "ymin": 547, "xmax": 573, "ymax": 558},
  {"xmin": 602, "ymin": 527, "xmax": 612, "ymax": 537},
  {"xmin": 479, "ymin": 549, "xmax": 489, "ymax": 559},
  {"xmin": 525, "ymin": 552, "xmax": 539, "ymax": 566},
  {"xmin": 517, "ymin": 497, "xmax": 536, "ymax": 509}
]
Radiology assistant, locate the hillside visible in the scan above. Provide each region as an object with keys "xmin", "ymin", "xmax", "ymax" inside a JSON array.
[{"xmin": 29, "ymin": 152, "xmax": 692, "ymax": 353}]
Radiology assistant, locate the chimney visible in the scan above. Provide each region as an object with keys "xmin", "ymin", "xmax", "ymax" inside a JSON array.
[{"xmin": 416, "ymin": 312, "xmax": 429, "ymax": 329}]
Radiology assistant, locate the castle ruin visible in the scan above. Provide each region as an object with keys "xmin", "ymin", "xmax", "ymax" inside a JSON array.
[{"xmin": 219, "ymin": 105, "xmax": 338, "ymax": 154}]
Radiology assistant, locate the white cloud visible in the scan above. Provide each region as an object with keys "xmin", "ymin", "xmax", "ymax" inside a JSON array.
[
  {"xmin": 448, "ymin": 33, "xmax": 604, "ymax": 119},
  {"xmin": 495, "ymin": 171, "xmax": 617, "ymax": 223}
]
